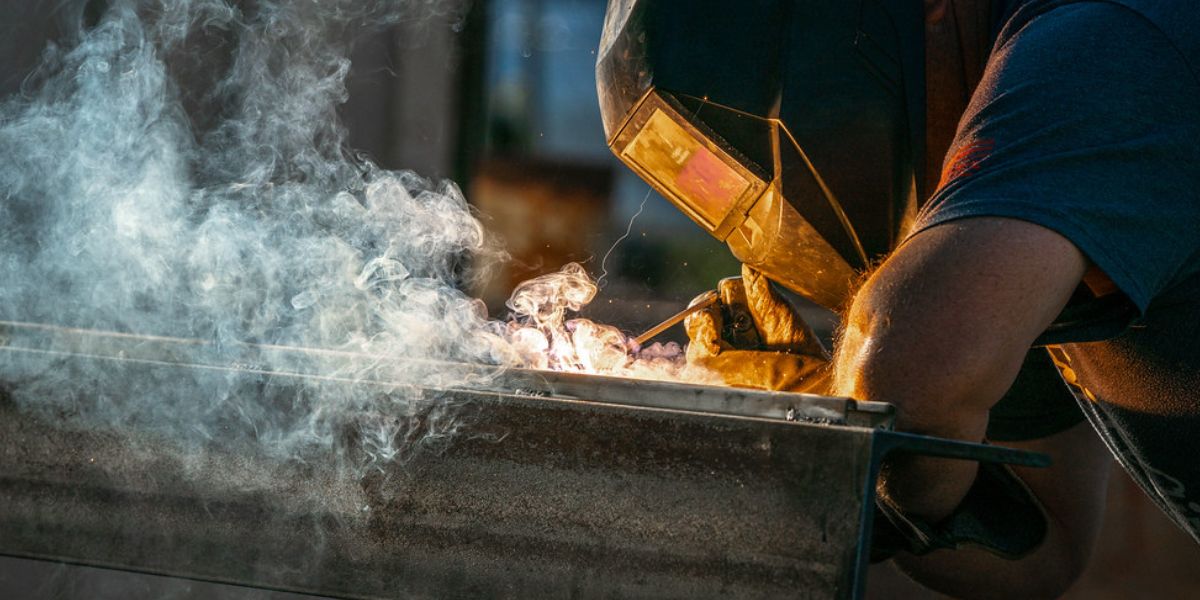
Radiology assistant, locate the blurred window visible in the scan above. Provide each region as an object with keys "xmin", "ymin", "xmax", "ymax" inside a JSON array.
[{"xmin": 485, "ymin": 0, "xmax": 610, "ymax": 161}]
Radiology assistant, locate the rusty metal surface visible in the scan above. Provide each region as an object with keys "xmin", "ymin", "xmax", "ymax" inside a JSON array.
[{"xmin": 0, "ymin": 323, "xmax": 882, "ymax": 599}]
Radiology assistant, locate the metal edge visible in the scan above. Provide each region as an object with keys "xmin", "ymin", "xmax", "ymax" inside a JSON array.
[
  {"xmin": 872, "ymin": 431, "xmax": 1052, "ymax": 468},
  {"xmin": 0, "ymin": 320, "xmax": 896, "ymax": 428},
  {"xmin": 847, "ymin": 430, "xmax": 1052, "ymax": 598}
]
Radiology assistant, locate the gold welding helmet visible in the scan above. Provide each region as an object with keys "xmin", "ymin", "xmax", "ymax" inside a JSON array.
[{"xmin": 597, "ymin": 0, "xmax": 926, "ymax": 311}]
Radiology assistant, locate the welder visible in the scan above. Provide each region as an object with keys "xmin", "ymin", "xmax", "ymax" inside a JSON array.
[{"xmin": 598, "ymin": 0, "xmax": 1200, "ymax": 596}]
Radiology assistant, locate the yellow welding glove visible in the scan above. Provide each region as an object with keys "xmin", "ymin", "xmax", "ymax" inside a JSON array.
[{"xmin": 685, "ymin": 264, "xmax": 832, "ymax": 393}]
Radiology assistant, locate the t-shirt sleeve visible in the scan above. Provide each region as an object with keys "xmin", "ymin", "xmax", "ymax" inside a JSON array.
[{"xmin": 912, "ymin": 2, "xmax": 1200, "ymax": 314}]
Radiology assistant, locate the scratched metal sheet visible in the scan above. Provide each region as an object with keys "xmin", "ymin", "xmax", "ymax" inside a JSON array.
[{"xmin": 0, "ymin": 322, "xmax": 879, "ymax": 599}]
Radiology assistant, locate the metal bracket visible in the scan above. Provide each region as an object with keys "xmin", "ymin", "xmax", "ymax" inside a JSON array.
[{"xmin": 847, "ymin": 430, "xmax": 1051, "ymax": 598}]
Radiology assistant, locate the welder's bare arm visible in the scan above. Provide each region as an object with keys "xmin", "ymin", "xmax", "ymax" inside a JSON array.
[{"xmin": 832, "ymin": 217, "xmax": 1109, "ymax": 597}]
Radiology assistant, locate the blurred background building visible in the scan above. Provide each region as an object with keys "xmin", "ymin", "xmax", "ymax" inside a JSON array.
[{"xmin": 336, "ymin": 0, "xmax": 752, "ymax": 344}]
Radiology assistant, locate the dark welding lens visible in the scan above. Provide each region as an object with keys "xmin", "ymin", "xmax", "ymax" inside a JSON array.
[
  {"xmin": 623, "ymin": 108, "xmax": 750, "ymax": 231},
  {"xmin": 609, "ymin": 91, "xmax": 768, "ymax": 240}
]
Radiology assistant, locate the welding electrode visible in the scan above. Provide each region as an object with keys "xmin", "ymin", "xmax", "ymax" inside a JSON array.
[{"xmin": 632, "ymin": 290, "xmax": 720, "ymax": 347}]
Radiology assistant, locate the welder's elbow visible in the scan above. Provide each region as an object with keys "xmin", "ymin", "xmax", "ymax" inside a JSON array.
[
  {"xmin": 1028, "ymin": 518, "xmax": 1099, "ymax": 600},
  {"xmin": 1006, "ymin": 549, "xmax": 1093, "ymax": 600},
  {"xmin": 896, "ymin": 545, "xmax": 1089, "ymax": 600},
  {"xmin": 1048, "ymin": 555, "xmax": 1091, "ymax": 599},
  {"xmin": 834, "ymin": 283, "xmax": 1021, "ymax": 423},
  {"xmin": 836, "ymin": 306, "xmax": 981, "ymax": 417},
  {"xmin": 1009, "ymin": 552, "xmax": 1090, "ymax": 600}
]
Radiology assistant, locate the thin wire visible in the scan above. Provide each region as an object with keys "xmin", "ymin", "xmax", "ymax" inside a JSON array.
[
  {"xmin": 595, "ymin": 92, "xmax": 711, "ymax": 290},
  {"xmin": 596, "ymin": 187, "xmax": 651, "ymax": 290}
]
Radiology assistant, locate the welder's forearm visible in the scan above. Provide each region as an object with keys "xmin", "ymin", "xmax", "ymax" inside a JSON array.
[
  {"xmin": 833, "ymin": 311, "xmax": 1009, "ymax": 521},
  {"xmin": 834, "ymin": 286, "xmax": 1022, "ymax": 520},
  {"xmin": 831, "ymin": 218, "xmax": 1089, "ymax": 521},
  {"xmin": 831, "ymin": 259, "xmax": 1043, "ymax": 521}
]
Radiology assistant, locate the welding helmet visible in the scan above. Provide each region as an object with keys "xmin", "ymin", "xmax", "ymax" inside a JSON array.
[{"xmin": 597, "ymin": 0, "xmax": 925, "ymax": 310}]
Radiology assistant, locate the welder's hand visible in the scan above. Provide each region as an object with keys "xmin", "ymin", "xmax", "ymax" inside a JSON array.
[{"xmin": 684, "ymin": 264, "xmax": 831, "ymax": 393}]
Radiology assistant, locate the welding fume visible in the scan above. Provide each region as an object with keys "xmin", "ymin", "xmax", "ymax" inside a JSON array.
[{"xmin": 0, "ymin": 0, "xmax": 709, "ymax": 469}]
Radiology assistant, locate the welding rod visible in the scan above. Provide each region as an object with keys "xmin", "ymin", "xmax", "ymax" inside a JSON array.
[{"xmin": 632, "ymin": 290, "xmax": 720, "ymax": 347}]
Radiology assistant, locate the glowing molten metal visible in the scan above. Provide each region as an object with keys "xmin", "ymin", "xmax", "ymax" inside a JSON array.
[{"xmin": 501, "ymin": 263, "xmax": 716, "ymax": 383}]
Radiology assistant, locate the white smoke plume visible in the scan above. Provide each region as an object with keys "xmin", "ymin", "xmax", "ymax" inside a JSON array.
[
  {"xmin": 0, "ymin": 0, "xmax": 705, "ymax": 478},
  {"xmin": 501, "ymin": 263, "xmax": 715, "ymax": 382},
  {"xmin": 0, "ymin": 0, "xmax": 506, "ymax": 470}
]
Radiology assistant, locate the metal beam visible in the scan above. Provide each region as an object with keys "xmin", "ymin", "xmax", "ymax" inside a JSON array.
[{"xmin": 0, "ymin": 321, "xmax": 1044, "ymax": 599}]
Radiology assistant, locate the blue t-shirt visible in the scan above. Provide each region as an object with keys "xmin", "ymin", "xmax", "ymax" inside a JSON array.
[{"xmin": 913, "ymin": 0, "xmax": 1200, "ymax": 540}]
